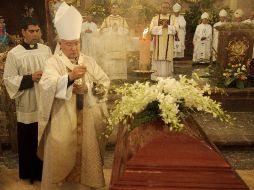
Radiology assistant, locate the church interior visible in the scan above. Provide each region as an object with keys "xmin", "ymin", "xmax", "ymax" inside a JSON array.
[{"xmin": 1, "ymin": 0, "xmax": 254, "ymax": 189}]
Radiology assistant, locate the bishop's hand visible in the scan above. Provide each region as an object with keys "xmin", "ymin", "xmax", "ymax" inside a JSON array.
[
  {"xmin": 69, "ymin": 65, "xmax": 86, "ymax": 81},
  {"xmin": 73, "ymin": 83, "xmax": 88, "ymax": 94}
]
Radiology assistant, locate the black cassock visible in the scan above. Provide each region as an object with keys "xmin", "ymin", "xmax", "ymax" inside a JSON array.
[
  {"xmin": 16, "ymin": 42, "xmax": 43, "ymax": 183},
  {"xmin": 17, "ymin": 122, "xmax": 42, "ymax": 182}
]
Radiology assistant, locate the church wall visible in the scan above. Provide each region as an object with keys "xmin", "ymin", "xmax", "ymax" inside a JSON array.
[
  {"xmin": 0, "ymin": 0, "xmax": 47, "ymax": 40},
  {"xmin": 222, "ymin": 0, "xmax": 254, "ymax": 15},
  {"xmin": 1, "ymin": 0, "xmax": 254, "ymax": 43}
]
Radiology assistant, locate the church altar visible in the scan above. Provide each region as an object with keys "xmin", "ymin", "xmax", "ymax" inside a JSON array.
[
  {"xmin": 109, "ymin": 116, "xmax": 248, "ymax": 190},
  {"xmin": 211, "ymin": 87, "xmax": 254, "ymax": 112},
  {"xmin": 216, "ymin": 24, "xmax": 254, "ymax": 69}
]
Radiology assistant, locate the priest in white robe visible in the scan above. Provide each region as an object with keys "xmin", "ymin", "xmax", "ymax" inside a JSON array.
[
  {"xmin": 192, "ymin": 12, "xmax": 212, "ymax": 63},
  {"xmin": 150, "ymin": 2, "xmax": 179, "ymax": 80},
  {"xmin": 81, "ymin": 14, "xmax": 98, "ymax": 59},
  {"xmin": 100, "ymin": 3, "xmax": 129, "ymax": 80},
  {"xmin": 3, "ymin": 17, "xmax": 52, "ymax": 183},
  {"xmin": 212, "ymin": 9, "xmax": 228, "ymax": 62},
  {"xmin": 38, "ymin": 2, "xmax": 110, "ymax": 190},
  {"xmin": 172, "ymin": 3, "xmax": 186, "ymax": 58}
]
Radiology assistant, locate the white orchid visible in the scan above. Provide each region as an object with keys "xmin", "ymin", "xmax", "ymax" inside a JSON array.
[{"xmin": 105, "ymin": 76, "xmax": 231, "ymax": 137}]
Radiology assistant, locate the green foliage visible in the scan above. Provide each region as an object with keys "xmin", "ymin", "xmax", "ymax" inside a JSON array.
[
  {"xmin": 217, "ymin": 63, "xmax": 248, "ymax": 89},
  {"xmin": 185, "ymin": 0, "xmax": 229, "ymax": 33},
  {"xmin": 185, "ymin": 4, "xmax": 202, "ymax": 33},
  {"xmin": 87, "ymin": 0, "xmax": 111, "ymax": 24},
  {"xmin": 130, "ymin": 98, "xmax": 188, "ymax": 131},
  {"xmin": 121, "ymin": 1, "xmax": 157, "ymax": 24},
  {"xmin": 130, "ymin": 101, "xmax": 161, "ymax": 131}
]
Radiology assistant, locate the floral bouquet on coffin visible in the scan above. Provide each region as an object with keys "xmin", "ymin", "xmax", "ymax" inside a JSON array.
[
  {"xmin": 105, "ymin": 76, "xmax": 231, "ymax": 138},
  {"xmin": 219, "ymin": 63, "xmax": 248, "ymax": 89}
]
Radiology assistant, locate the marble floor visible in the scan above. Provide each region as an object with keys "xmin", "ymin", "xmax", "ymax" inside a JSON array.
[
  {"xmin": 0, "ymin": 166, "xmax": 112, "ymax": 190},
  {"xmin": 0, "ymin": 147, "xmax": 254, "ymax": 190}
]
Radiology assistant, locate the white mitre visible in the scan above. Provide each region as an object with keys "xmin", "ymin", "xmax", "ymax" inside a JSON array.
[
  {"xmin": 234, "ymin": 9, "xmax": 244, "ymax": 18},
  {"xmin": 201, "ymin": 12, "xmax": 209, "ymax": 19},
  {"xmin": 54, "ymin": 1, "xmax": 82, "ymax": 40},
  {"xmin": 173, "ymin": 3, "xmax": 181, "ymax": 13},
  {"xmin": 219, "ymin": 9, "xmax": 227, "ymax": 17}
]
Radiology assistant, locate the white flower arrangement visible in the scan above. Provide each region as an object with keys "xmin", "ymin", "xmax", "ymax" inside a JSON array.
[{"xmin": 105, "ymin": 76, "xmax": 231, "ymax": 138}]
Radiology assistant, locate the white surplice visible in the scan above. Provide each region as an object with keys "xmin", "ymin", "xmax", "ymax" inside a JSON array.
[{"xmin": 3, "ymin": 43, "xmax": 52, "ymax": 124}]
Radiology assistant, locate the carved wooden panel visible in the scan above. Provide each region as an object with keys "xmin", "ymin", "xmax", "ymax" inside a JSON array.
[{"xmin": 217, "ymin": 28, "xmax": 254, "ymax": 69}]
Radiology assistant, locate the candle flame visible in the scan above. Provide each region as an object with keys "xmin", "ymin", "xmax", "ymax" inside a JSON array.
[{"xmin": 143, "ymin": 28, "xmax": 149, "ymax": 39}]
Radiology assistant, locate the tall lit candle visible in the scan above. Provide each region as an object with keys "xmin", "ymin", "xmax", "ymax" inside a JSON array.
[{"xmin": 139, "ymin": 28, "xmax": 151, "ymax": 71}]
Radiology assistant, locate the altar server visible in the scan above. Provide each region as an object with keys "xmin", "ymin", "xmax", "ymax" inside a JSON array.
[{"xmin": 3, "ymin": 16, "xmax": 52, "ymax": 183}]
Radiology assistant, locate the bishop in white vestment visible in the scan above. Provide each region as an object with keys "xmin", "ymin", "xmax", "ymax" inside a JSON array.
[
  {"xmin": 150, "ymin": 2, "xmax": 179, "ymax": 80},
  {"xmin": 38, "ymin": 3, "xmax": 110, "ymax": 190},
  {"xmin": 172, "ymin": 3, "xmax": 186, "ymax": 58},
  {"xmin": 212, "ymin": 9, "xmax": 228, "ymax": 62},
  {"xmin": 193, "ymin": 12, "xmax": 212, "ymax": 63}
]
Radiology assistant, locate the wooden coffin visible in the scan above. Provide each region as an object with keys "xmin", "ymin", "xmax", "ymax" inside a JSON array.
[{"xmin": 109, "ymin": 117, "xmax": 249, "ymax": 190}]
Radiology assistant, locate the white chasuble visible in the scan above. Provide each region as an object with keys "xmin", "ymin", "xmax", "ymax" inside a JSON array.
[
  {"xmin": 38, "ymin": 52, "xmax": 110, "ymax": 190},
  {"xmin": 150, "ymin": 14, "xmax": 178, "ymax": 79}
]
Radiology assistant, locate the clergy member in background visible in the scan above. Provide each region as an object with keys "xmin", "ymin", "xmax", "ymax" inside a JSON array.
[
  {"xmin": 233, "ymin": 9, "xmax": 244, "ymax": 23},
  {"xmin": 3, "ymin": 17, "xmax": 52, "ymax": 183},
  {"xmin": 81, "ymin": 13, "xmax": 98, "ymax": 59},
  {"xmin": 172, "ymin": 3, "xmax": 186, "ymax": 58},
  {"xmin": 100, "ymin": 3, "xmax": 129, "ymax": 80},
  {"xmin": 38, "ymin": 2, "xmax": 110, "ymax": 190},
  {"xmin": 150, "ymin": 2, "xmax": 179, "ymax": 80},
  {"xmin": 192, "ymin": 12, "xmax": 212, "ymax": 64},
  {"xmin": 243, "ymin": 10, "xmax": 254, "ymax": 24},
  {"xmin": 212, "ymin": 9, "xmax": 228, "ymax": 62}
]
